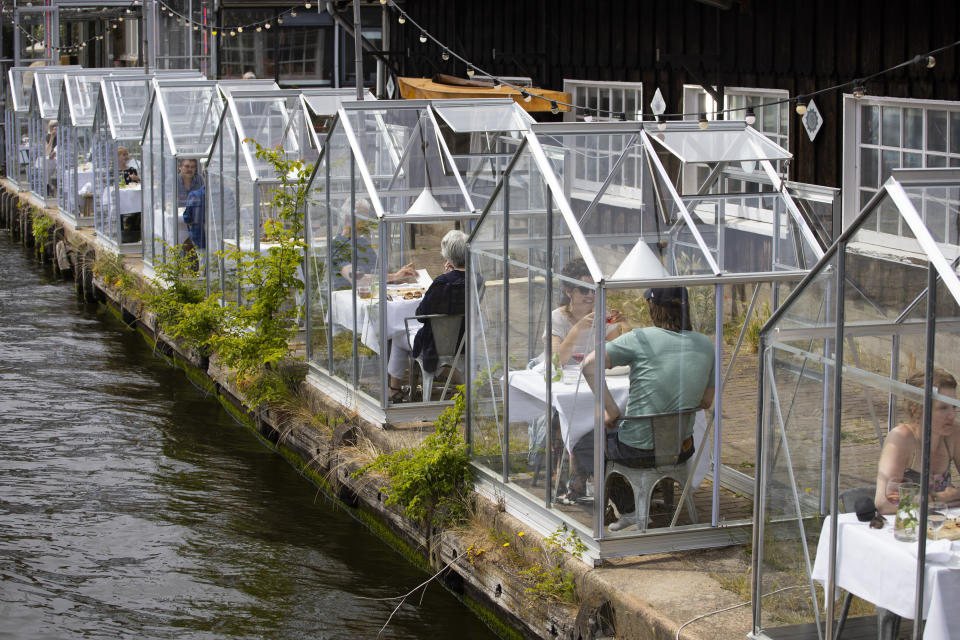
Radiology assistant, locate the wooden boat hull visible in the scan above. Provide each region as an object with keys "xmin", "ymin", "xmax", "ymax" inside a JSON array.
[{"xmin": 397, "ymin": 77, "xmax": 571, "ymax": 113}]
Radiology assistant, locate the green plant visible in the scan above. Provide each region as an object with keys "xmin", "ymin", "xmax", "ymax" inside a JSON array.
[
  {"xmin": 746, "ymin": 301, "xmax": 772, "ymax": 353},
  {"xmin": 206, "ymin": 141, "xmax": 314, "ymax": 406},
  {"xmin": 93, "ymin": 251, "xmax": 137, "ymax": 294},
  {"xmin": 355, "ymin": 388, "xmax": 472, "ymax": 528},
  {"xmin": 31, "ymin": 211, "xmax": 54, "ymax": 254},
  {"xmin": 518, "ymin": 524, "xmax": 584, "ymax": 603}
]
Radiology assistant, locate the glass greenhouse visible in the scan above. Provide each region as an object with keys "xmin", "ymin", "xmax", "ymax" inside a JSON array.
[
  {"xmin": 205, "ymin": 86, "xmax": 370, "ymax": 304},
  {"xmin": 466, "ymin": 120, "xmax": 827, "ymax": 561},
  {"xmin": 26, "ymin": 67, "xmax": 82, "ymax": 204},
  {"xmin": 91, "ymin": 71, "xmax": 200, "ymax": 254},
  {"xmin": 140, "ymin": 77, "xmax": 223, "ymax": 271},
  {"xmin": 57, "ymin": 68, "xmax": 143, "ymax": 228},
  {"xmin": 751, "ymin": 168, "xmax": 960, "ymax": 639},
  {"xmin": 304, "ymin": 99, "xmax": 533, "ymax": 425}
]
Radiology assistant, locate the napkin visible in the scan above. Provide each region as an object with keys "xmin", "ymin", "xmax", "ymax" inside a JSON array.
[
  {"xmin": 416, "ymin": 268, "xmax": 432, "ymax": 288},
  {"xmin": 911, "ymin": 538, "xmax": 955, "ymax": 563}
]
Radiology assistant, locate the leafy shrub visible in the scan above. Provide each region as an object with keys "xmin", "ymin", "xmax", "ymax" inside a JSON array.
[{"xmin": 356, "ymin": 388, "xmax": 472, "ymax": 528}]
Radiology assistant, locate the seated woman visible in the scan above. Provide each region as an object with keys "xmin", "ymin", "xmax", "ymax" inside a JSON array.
[
  {"xmin": 536, "ymin": 258, "xmax": 625, "ymax": 502},
  {"xmin": 386, "ymin": 230, "xmax": 466, "ymax": 403},
  {"xmin": 875, "ymin": 368, "xmax": 960, "ymax": 515},
  {"xmin": 330, "ymin": 199, "xmax": 417, "ymax": 290},
  {"xmin": 117, "ymin": 146, "xmax": 140, "ymax": 184}
]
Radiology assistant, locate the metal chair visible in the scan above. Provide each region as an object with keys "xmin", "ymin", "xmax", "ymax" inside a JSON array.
[
  {"xmin": 404, "ymin": 313, "xmax": 465, "ymax": 402},
  {"xmin": 835, "ymin": 486, "xmax": 901, "ymax": 640},
  {"xmin": 604, "ymin": 408, "xmax": 700, "ymax": 532}
]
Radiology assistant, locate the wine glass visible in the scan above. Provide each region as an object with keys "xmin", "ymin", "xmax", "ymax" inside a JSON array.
[
  {"xmin": 570, "ymin": 352, "xmax": 585, "ymax": 365},
  {"xmin": 886, "ymin": 479, "xmax": 903, "ymax": 506},
  {"xmin": 929, "ymin": 500, "xmax": 948, "ymax": 541}
]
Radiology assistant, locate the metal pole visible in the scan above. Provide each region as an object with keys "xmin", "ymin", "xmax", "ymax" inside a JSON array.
[
  {"xmin": 824, "ymin": 242, "xmax": 846, "ymax": 640},
  {"xmin": 912, "ymin": 263, "xmax": 938, "ymax": 639},
  {"xmin": 352, "ymin": 0, "xmax": 363, "ymax": 100}
]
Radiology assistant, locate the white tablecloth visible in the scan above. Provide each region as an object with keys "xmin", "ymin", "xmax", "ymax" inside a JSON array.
[
  {"xmin": 812, "ymin": 513, "xmax": 960, "ymax": 639},
  {"xmin": 117, "ymin": 186, "xmax": 141, "ymax": 215},
  {"xmin": 506, "ymin": 367, "xmax": 711, "ymax": 487},
  {"xmin": 76, "ymin": 165, "xmax": 93, "ymax": 192},
  {"xmin": 330, "ymin": 289, "xmax": 423, "ymax": 354}
]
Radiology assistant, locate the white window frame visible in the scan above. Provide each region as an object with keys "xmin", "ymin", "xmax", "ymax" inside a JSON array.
[
  {"xmin": 842, "ymin": 94, "xmax": 960, "ymax": 235},
  {"xmin": 561, "ymin": 80, "xmax": 644, "ymax": 200},
  {"xmin": 681, "ymin": 85, "xmax": 790, "ymax": 193}
]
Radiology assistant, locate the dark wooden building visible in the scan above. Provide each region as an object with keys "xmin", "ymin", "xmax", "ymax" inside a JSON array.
[{"xmin": 388, "ymin": 0, "xmax": 960, "ymax": 191}]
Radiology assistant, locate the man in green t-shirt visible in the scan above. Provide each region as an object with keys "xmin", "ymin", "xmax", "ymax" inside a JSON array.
[{"xmin": 580, "ymin": 286, "xmax": 715, "ymax": 530}]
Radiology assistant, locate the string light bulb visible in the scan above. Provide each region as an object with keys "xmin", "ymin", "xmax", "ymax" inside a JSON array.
[
  {"xmin": 256, "ymin": 26, "xmax": 262, "ymax": 32},
  {"xmin": 745, "ymin": 107, "xmax": 756, "ymax": 125},
  {"xmin": 211, "ymin": 29, "xmax": 218, "ymax": 35},
  {"xmin": 118, "ymin": 16, "xmax": 124, "ymax": 21},
  {"xmin": 795, "ymin": 100, "xmax": 807, "ymax": 116},
  {"xmin": 550, "ymin": 100, "xmax": 559, "ymax": 114},
  {"xmin": 698, "ymin": 112, "xmax": 709, "ymax": 130},
  {"xmin": 380, "ymin": 0, "xmax": 388, "ymax": 4},
  {"xmin": 926, "ymin": 55, "xmax": 936, "ymax": 68},
  {"xmin": 852, "ymin": 81, "xmax": 866, "ymax": 99},
  {"xmin": 264, "ymin": 22, "xmax": 271, "ymax": 28},
  {"xmin": 277, "ymin": 17, "xmax": 283, "ymax": 24},
  {"xmin": 583, "ymin": 114, "xmax": 593, "ymax": 123},
  {"xmin": 419, "ymin": 32, "xmax": 427, "ymax": 43},
  {"xmin": 237, "ymin": 26, "xmax": 243, "ymax": 32},
  {"xmin": 193, "ymin": 25, "xmax": 199, "ymax": 30},
  {"xmin": 441, "ymin": 49, "xmax": 450, "ymax": 61},
  {"xmin": 304, "ymin": 2, "xmax": 311, "ymax": 8},
  {"xmin": 520, "ymin": 90, "xmax": 532, "ymax": 103},
  {"xmin": 466, "ymin": 68, "xmax": 475, "ymax": 77},
  {"xmin": 230, "ymin": 30, "xmax": 236, "ymax": 36},
  {"xmin": 291, "ymin": 10, "xmax": 296, "ymax": 16}
]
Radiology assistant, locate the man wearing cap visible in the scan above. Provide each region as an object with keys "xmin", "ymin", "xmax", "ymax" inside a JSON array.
[{"xmin": 580, "ymin": 286, "xmax": 715, "ymax": 531}]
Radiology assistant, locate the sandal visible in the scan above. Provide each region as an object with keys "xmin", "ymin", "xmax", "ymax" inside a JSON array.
[
  {"xmin": 555, "ymin": 488, "xmax": 584, "ymax": 506},
  {"xmin": 389, "ymin": 385, "xmax": 407, "ymax": 403}
]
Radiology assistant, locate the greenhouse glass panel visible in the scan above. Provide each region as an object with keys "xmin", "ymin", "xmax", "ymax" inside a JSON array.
[
  {"xmin": 470, "ymin": 120, "xmax": 822, "ymax": 561},
  {"xmin": 27, "ymin": 68, "xmax": 80, "ymax": 204},
  {"xmin": 753, "ymin": 168, "xmax": 960, "ymax": 640},
  {"xmin": 140, "ymin": 78, "xmax": 223, "ymax": 273},
  {"xmin": 305, "ymin": 99, "xmax": 530, "ymax": 426},
  {"xmin": 58, "ymin": 69, "xmax": 145, "ymax": 229},
  {"xmin": 91, "ymin": 72, "xmax": 200, "ymax": 255}
]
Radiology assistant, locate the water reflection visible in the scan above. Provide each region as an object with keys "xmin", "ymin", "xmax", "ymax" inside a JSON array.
[{"xmin": 0, "ymin": 237, "xmax": 497, "ymax": 639}]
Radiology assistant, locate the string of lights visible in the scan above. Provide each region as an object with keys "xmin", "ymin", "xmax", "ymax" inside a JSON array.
[
  {"xmin": 155, "ymin": 0, "xmax": 297, "ymax": 36},
  {"xmin": 380, "ymin": 0, "xmax": 960, "ymax": 125}
]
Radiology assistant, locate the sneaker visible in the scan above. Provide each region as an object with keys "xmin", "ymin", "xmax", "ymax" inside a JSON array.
[{"xmin": 609, "ymin": 511, "xmax": 638, "ymax": 532}]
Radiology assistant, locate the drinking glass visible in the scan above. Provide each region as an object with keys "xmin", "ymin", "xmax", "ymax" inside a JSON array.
[
  {"xmin": 894, "ymin": 482, "xmax": 921, "ymax": 542},
  {"xmin": 570, "ymin": 352, "xmax": 585, "ymax": 365},
  {"xmin": 886, "ymin": 479, "xmax": 903, "ymax": 506},
  {"xmin": 929, "ymin": 501, "xmax": 948, "ymax": 541}
]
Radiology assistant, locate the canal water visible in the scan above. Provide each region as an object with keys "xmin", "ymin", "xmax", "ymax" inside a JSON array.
[{"xmin": 0, "ymin": 235, "xmax": 498, "ymax": 640}]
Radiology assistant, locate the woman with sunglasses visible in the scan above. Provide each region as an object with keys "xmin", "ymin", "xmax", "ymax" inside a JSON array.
[{"xmin": 543, "ymin": 258, "xmax": 625, "ymax": 504}]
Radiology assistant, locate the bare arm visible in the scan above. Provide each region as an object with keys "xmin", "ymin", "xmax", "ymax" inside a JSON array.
[
  {"xmin": 699, "ymin": 386, "xmax": 715, "ymax": 410},
  {"xmin": 581, "ymin": 349, "xmax": 620, "ymax": 430},
  {"xmin": 875, "ymin": 427, "xmax": 914, "ymax": 515}
]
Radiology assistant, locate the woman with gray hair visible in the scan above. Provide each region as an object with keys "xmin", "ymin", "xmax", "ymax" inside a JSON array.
[{"xmin": 387, "ymin": 229, "xmax": 468, "ymax": 402}]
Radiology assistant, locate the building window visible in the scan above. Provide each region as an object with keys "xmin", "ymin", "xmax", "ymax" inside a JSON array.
[
  {"xmin": 681, "ymin": 85, "xmax": 790, "ymax": 193},
  {"xmin": 562, "ymin": 80, "xmax": 643, "ymax": 122},
  {"xmin": 843, "ymin": 95, "xmax": 960, "ymax": 236},
  {"xmin": 682, "ymin": 85, "xmax": 790, "ymax": 150}
]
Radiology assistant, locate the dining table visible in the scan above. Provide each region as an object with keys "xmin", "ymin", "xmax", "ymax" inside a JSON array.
[
  {"xmin": 811, "ymin": 512, "xmax": 960, "ymax": 639},
  {"xmin": 330, "ymin": 287, "xmax": 425, "ymax": 354},
  {"xmin": 506, "ymin": 365, "xmax": 711, "ymax": 487}
]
